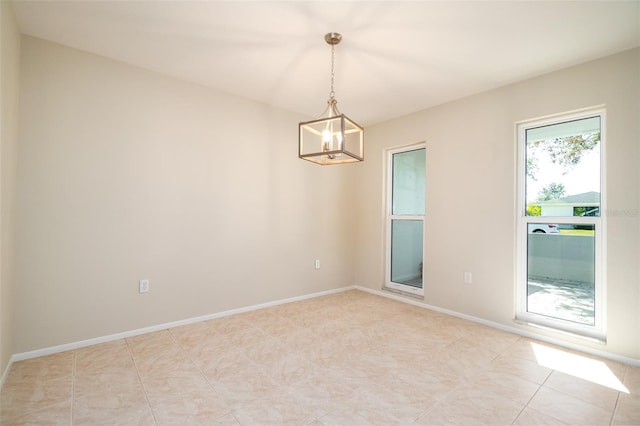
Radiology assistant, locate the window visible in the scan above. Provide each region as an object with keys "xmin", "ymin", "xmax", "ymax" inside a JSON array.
[
  {"xmin": 516, "ymin": 109, "xmax": 605, "ymax": 339},
  {"xmin": 385, "ymin": 144, "xmax": 426, "ymax": 296}
]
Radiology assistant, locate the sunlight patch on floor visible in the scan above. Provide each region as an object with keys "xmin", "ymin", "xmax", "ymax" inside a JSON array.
[{"xmin": 531, "ymin": 342, "xmax": 628, "ymax": 393}]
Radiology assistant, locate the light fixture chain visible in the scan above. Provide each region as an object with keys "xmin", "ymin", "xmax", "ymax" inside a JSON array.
[{"xmin": 329, "ymin": 42, "xmax": 335, "ymax": 100}]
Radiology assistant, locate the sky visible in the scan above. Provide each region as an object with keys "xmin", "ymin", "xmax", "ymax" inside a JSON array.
[{"xmin": 526, "ymin": 144, "xmax": 600, "ymax": 203}]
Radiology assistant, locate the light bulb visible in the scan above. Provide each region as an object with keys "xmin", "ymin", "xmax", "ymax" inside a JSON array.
[
  {"xmin": 322, "ymin": 129, "xmax": 332, "ymax": 144},
  {"xmin": 336, "ymin": 132, "xmax": 343, "ymax": 150}
]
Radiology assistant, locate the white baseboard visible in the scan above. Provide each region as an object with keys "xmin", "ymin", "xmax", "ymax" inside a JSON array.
[
  {"xmin": 1, "ymin": 285, "xmax": 356, "ymax": 388},
  {"xmin": 356, "ymin": 285, "xmax": 640, "ymax": 368}
]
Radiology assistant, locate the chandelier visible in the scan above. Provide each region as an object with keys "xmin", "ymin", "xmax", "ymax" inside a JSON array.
[{"xmin": 298, "ymin": 33, "xmax": 364, "ymax": 165}]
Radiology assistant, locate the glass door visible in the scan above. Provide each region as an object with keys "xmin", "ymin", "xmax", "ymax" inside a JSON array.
[{"xmin": 386, "ymin": 144, "xmax": 426, "ymax": 296}]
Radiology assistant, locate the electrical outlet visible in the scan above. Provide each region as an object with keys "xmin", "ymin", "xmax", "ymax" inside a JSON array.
[
  {"xmin": 464, "ymin": 272, "xmax": 472, "ymax": 284},
  {"xmin": 139, "ymin": 279, "xmax": 150, "ymax": 293},
  {"xmin": 315, "ymin": 259, "xmax": 320, "ymax": 269}
]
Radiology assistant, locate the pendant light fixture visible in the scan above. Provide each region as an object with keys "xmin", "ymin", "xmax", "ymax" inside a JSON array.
[{"xmin": 299, "ymin": 33, "xmax": 364, "ymax": 165}]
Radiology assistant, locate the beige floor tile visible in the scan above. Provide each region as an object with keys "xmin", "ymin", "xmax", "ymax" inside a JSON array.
[
  {"xmin": 445, "ymin": 335, "xmax": 505, "ymax": 363},
  {"xmin": 503, "ymin": 338, "xmax": 545, "ymax": 362},
  {"xmin": 225, "ymin": 326, "xmax": 271, "ymax": 348},
  {"xmin": 265, "ymin": 301, "xmax": 310, "ymax": 317},
  {"xmin": 383, "ymin": 338, "xmax": 440, "ymax": 366},
  {"xmin": 210, "ymin": 365, "xmax": 281, "ymax": 407},
  {"xmin": 209, "ymin": 413, "xmax": 241, "ymax": 425},
  {"xmin": 241, "ymin": 336, "xmax": 291, "ymax": 365},
  {"xmin": 232, "ymin": 389, "xmax": 319, "ymax": 425},
  {"xmin": 319, "ymin": 365, "xmax": 380, "ymax": 392},
  {"xmin": 274, "ymin": 327, "xmax": 322, "ymax": 353},
  {"xmin": 331, "ymin": 329, "xmax": 381, "ymax": 357},
  {"xmin": 349, "ymin": 308, "xmax": 387, "ymax": 325},
  {"xmin": 357, "ymin": 322, "xmax": 418, "ymax": 346},
  {"xmin": 207, "ymin": 315, "xmax": 252, "ymax": 335},
  {"xmin": 74, "ymin": 371, "xmax": 142, "ymax": 398},
  {"xmin": 316, "ymin": 403, "xmax": 403, "ymax": 425},
  {"xmin": 0, "ymin": 400, "xmax": 71, "ymax": 426},
  {"xmin": 197, "ymin": 349, "xmax": 253, "ymax": 381},
  {"xmin": 467, "ymin": 368, "xmax": 541, "ymax": 405},
  {"xmin": 580, "ymin": 353, "xmax": 628, "ymax": 380},
  {"xmin": 544, "ymin": 370, "xmax": 620, "ymax": 411},
  {"xmin": 356, "ymin": 376, "xmax": 438, "ymax": 423},
  {"xmin": 150, "ymin": 387, "xmax": 231, "ymax": 425},
  {"xmin": 393, "ymin": 363, "xmax": 464, "ymax": 399},
  {"xmin": 126, "ymin": 330, "xmax": 176, "ymax": 352},
  {"xmin": 73, "ymin": 382, "xmax": 151, "ymax": 425},
  {"xmin": 427, "ymin": 315, "xmax": 478, "ymax": 336},
  {"xmin": 303, "ymin": 340, "xmax": 356, "ymax": 369},
  {"xmin": 623, "ymin": 365, "xmax": 640, "ymax": 393},
  {"xmin": 0, "ymin": 375, "xmax": 72, "ymax": 420},
  {"xmin": 75, "ymin": 341, "xmax": 135, "ymax": 377},
  {"xmin": 169, "ymin": 321, "xmax": 218, "ymax": 348},
  {"xmin": 132, "ymin": 347, "xmax": 194, "ymax": 377},
  {"xmin": 74, "ymin": 340, "xmax": 127, "ymax": 361},
  {"xmin": 415, "ymin": 387, "xmax": 524, "ymax": 426},
  {"xmin": 430, "ymin": 346, "xmax": 492, "ymax": 380},
  {"xmin": 612, "ymin": 392, "xmax": 640, "ymax": 425},
  {"xmin": 258, "ymin": 315, "xmax": 307, "ymax": 337},
  {"xmin": 141, "ymin": 367, "xmax": 213, "ymax": 406},
  {"xmin": 315, "ymin": 306, "xmax": 352, "ymax": 322},
  {"xmin": 181, "ymin": 332, "xmax": 236, "ymax": 362},
  {"xmin": 527, "ymin": 386, "xmax": 613, "ymax": 425},
  {"xmin": 465, "ymin": 326, "xmax": 522, "ymax": 352},
  {"xmin": 127, "ymin": 337, "xmax": 183, "ymax": 360},
  {"xmin": 262, "ymin": 351, "xmax": 323, "ymax": 386},
  {"xmin": 310, "ymin": 318, "xmax": 362, "ymax": 340},
  {"xmin": 282, "ymin": 310, "xmax": 331, "ymax": 329},
  {"xmin": 347, "ymin": 352, "xmax": 404, "ymax": 384},
  {"xmin": 102, "ymin": 409, "xmax": 157, "ymax": 426},
  {"xmin": 4, "ymin": 352, "xmax": 73, "ymax": 383},
  {"xmin": 512, "ymin": 406, "xmax": 569, "ymax": 425},
  {"xmin": 287, "ymin": 374, "xmax": 359, "ymax": 414},
  {"xmin": 490, "ymin": 352, "xmax": 553, "ymax": 384},
  {"xmin": 76, "ymin": 361, "xmax": 137, "ymax": 380},
  {"xmin": 235, "ymin": 307, "xmax": 277, "ymax": 323}
]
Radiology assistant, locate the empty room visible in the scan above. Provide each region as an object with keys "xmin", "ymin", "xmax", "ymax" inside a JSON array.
[{"xmin": 1, "ymin": 1, "xmax": 639, "ymax": 424}]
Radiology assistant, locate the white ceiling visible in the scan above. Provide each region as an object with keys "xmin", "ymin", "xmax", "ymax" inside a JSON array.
[{"xmin": 11, "ymin": 0, "xmax": 640, "ymax": 126}]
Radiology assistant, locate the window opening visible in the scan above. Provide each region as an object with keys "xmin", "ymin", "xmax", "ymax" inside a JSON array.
[{"xmin": 517, "ymin": 109, "xmax": 605, "ymax": 339}]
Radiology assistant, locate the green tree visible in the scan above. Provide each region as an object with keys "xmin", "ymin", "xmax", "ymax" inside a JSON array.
[
  {"xmin": 526, "ymin": 158, "xmax": 538, "ymax": 181},
  {"xmin": 537, "ymin": 182, "xmax": 566, "ymax": 201},
  {"xmin": 532, "ymin": 132, "xmax": 600, "ymax": 174}
]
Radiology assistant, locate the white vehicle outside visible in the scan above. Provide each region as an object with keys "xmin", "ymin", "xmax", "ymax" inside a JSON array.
[{"xmin": 528, "ymin": 223, "xmax": 559, "ymax": 234}]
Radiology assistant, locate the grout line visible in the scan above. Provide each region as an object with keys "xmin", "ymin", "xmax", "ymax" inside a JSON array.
[
  {"xmin": 70, "ymin": 351, "xmax": 76, "ymax": 426},
  {"xmin": 608, "ymin": 364, "xmax": 628, "ymax": 425},
  {"xmin": 510, "ymin": 371, "xmax": 552, "ymax": 425},
  {"xmin": 165, "ymin": 325, "xmax": 246, "ymax": 422},
  {"xmin": 166, "ymin": 327, "xmax": 221, "ymax": 392},
  {"xmin": 124, "ymin": 338, "xmax": 159, "ymax": 426},
  {"xmin": 609, "ymin": 393, "xmax": 620, "ymax": 426}
]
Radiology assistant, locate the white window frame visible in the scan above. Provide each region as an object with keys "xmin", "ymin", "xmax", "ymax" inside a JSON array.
[
  {"xmin": 515, "ymin": 107, "xmax": 606, "ymax": 341},
  {"xmin": 384, "ymin": 143, "xmax": 426, "ymax": 297}
]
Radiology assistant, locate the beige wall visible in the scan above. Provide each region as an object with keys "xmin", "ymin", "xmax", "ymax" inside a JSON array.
[
  {"xmin": 8, "ymin": 35, "xmax": 640, "ymax": 362},
  {"xmin": 14, "ymin": 37, "xmax": 358, "ymax": 353},
  {"xmin": 354, "ymin": 48, "xmax": 640, "ymax": 360},
  {"xmin": 0, "ymin": 1, "xmax": 20, "ymax": 374}
]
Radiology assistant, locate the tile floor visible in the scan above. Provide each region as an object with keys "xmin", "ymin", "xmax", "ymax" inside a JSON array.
[{"xmin": 1, "ymin": 290, "xmax": 638, "ymax": 425}]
